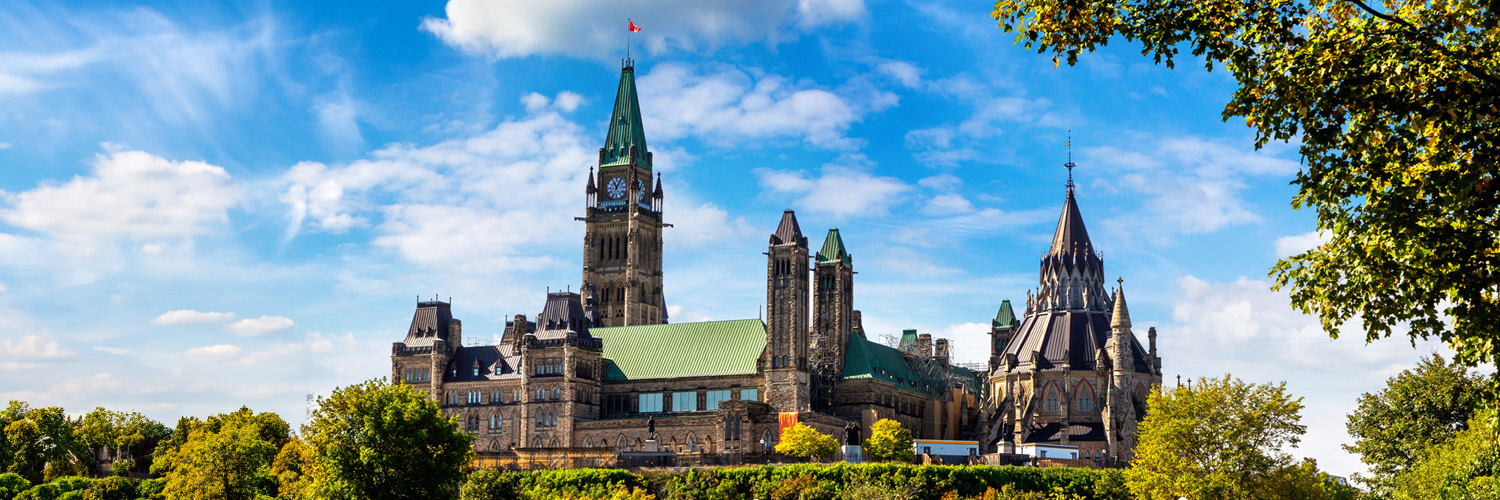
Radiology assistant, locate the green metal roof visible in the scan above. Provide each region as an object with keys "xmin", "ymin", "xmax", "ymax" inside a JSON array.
[
  {"xmin": 593, "ymin": 319, "xmax": 765, "ymax": 381},
  {"xmin": 816, "ymin": 227, "xmax": 851, "ymax": 265},
  {"xmin": 993, "ymin": 299, "xmax": 1019, "ymax": 328},
  {"xmin": 601, "ymin": 65, "xmax": 651, "ymax": 169},
  {"xmin": 897, "ymin": 329, "xmax": 918, "ymax": 355},
  {"xmin": 841, "ymin": 332, "xmax": 929, "ymax": 395}
]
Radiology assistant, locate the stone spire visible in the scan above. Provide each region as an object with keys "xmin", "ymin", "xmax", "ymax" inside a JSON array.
[
  {"xmin": 1111, "ymin": 279, "xmax": 1132, "ymax": 330},
  {"xmin": 601, "ymin": 63, "xmax": 651, "ymax": 169},
  {"xmin": 771, "ymin": 209, "xmax": 805, "ymax": 247}
]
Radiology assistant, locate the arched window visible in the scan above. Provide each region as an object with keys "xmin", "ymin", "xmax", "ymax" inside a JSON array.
[
  {"xmin": 584, "ymin": 437, "xmax": 592, "ymax": 447},
  {"xmin": 618, "ymin": 434, "xmax": 628, "ymax": 453},
  {"xmin": 1078, "ymin": 391, "xmax": 1092, "ymax": 412},
  {"xmin": 1045, "ymin": 387, "xmax": 1059, "ymax": 413},
  {"xmin": 687, "ymin": 433, "xmax": 696, "ymax": 451},
  {"xmin": 762, "ymin": 430, "xmax": 773, "ymax": 453}
]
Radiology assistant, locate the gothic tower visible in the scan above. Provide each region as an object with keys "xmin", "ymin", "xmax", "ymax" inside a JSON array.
[
  {"xmin": 583, "ymin": 60, "xmax": 666, "ymax": 327},
  {"xmin": 763, "ymin": 210, "xmax": 810, "ymax": 413},
  {"xmin": 810, "ymin": 227, "xmax": 853, "ymax": 412}
]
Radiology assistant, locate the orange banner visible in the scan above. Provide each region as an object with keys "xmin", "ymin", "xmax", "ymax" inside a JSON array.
[{"xmin": 778, "ymin": 412, "xmax": 799, "ymax": 440}]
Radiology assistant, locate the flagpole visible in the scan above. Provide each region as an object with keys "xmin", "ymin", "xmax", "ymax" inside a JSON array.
[{"xmin": 627, "ymin": 18, "xmax": 632, "ymax": 62}]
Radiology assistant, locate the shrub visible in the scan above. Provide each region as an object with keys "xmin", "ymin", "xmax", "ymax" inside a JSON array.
[
  {"xmin": 0, "ymin": 474, "xmax": 32, "ymax": 500},
  {"xmin": 81, "ymin": 477, "xmax": 134, "ymax": 500}
]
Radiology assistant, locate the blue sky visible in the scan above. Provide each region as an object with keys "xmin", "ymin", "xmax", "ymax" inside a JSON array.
[{"xmin": 0, "ymin": 0, "xmax": 1455, "ymax": 476}]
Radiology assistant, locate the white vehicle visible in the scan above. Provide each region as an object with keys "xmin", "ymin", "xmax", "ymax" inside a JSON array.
[
  {"xmin": 913, "ymin": 439, "xmax": 980, "ymax": 458},
  {"xmin": 1016, "ymin": 443, "xmax": 1080, "ymax": 460}
]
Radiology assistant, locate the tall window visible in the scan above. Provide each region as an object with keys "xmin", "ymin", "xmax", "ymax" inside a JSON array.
[
  {"xmin": 1046, "ymin": 388, "xmax": 1059, "ymax": 413},
  {"xmin": 705, "ymin": 390, "xmax": 731, "ymax": 410},
  {"xmin": 740, "ymin": 388, "xmax": 758, "ymax": 402},
  {"xmin": 672, "ymin": 391, "xmax": 698, "ymax": 412},
  {"xmin": 1077, "ymin": 391, "xmax": 1091, "ymax": 412},
  {"xmin": 639, "ymin": 393, "xmax": 664, "ymax": 413}
]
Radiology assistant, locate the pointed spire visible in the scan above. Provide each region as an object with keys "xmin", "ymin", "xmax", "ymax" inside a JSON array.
[
  {"xmin": 586, "ymin": 166, "xmax": 597, "ymax": 193},
  {"xmin": 1049, "ymin": 176, "xmax": 1096, "ymax": 257},
  {"xmin": 601, "ymin": 65, "xmax": 651, "ymax": 169},
  {"xmin": 653, "ymin": 172, "xmax": 663, "ymax": 198},
  {"xmin": 771, "ymin": 209, "xmax": 805, "ymax": 247},
  {"xmin": 994, "ymin": 299, "xmax": 1018, "ymax": 328},
  {"xmin": 1111, "ymin": 278, "xmax": 1132, "ymax": 330},
  {"xmin": 816, "ymin": 227, "xmax": 851, "ymax": 265}
]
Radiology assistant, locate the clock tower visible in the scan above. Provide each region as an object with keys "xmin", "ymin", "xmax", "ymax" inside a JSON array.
[{"xmin": 582, "ymin": 59, "xmax": 666, "ymax": 327}]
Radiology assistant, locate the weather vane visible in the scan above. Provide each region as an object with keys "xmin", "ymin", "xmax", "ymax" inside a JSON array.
[{"xmin": 1064, "ymin": 129, "xmax": 1076, "ymax": 190}]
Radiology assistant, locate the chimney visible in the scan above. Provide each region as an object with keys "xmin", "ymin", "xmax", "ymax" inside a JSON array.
[
  {"xmin": 934, "ymin": 338, "xmax": 950, "ymax": 365},
  {"xmin": 918, "ymin": 333, "xmax": 933, "ymax": 359}
]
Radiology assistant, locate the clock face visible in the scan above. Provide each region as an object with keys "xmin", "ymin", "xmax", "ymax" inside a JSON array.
[{"xmin": 606, "ymin": 177, "xmax": 627, "ymax": 199}]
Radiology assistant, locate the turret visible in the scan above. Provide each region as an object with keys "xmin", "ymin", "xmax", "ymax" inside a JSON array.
[{"xmin": 765, "ymin": 209, "xmax": 811, "ymax": 412}]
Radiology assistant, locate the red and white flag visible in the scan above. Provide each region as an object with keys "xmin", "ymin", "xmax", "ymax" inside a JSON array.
[{"xmin": 628, "ymin": 21, "xmax": 642, "ymax": 33}]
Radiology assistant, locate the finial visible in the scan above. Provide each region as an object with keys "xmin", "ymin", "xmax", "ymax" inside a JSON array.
[
  {"xmin": 1117, "ymin": 277, "xmax": 1123, "ymax": 286},
  {"xmin": 1064, "ymin": 130, "xmax": 1076, "ymax": 191}
]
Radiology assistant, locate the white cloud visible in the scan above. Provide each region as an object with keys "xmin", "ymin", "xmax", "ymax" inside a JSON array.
[
  {"xmin": 185, "ymin": 344, "xmax": 242, "ymax": 361},
  {"xmin": 374, "ymin": 204, "xmax": 559, "ymax": 272},
  {"xmin": 0, "ymin": 142, "xmax": 12, "ymax": 149},
  {"xmin": 1086, "ymin": 137, "xmax": 1302, "ymax": 237},
  {"xmin": 225, "ymin": 316, "xmax": 294, "ymax": 336},
  {"xmin": 917, "ymin": 174, "xmax": 961, "ymax": 191},
  {"xmin": 421, "ymin": 0, "xmax": 864, "ymax": 60},
  {"xmin": 315, "ymin": 91, "xmax": 363, "ymax": 146},
  {"xmin": 0, "ymin": 147, "xmax": 240, "ymax": 243},
  {"xmin": 639, "ymin": 63, "xmax": 889, "ymax": 149},
  {"xmin": 921, "ymin": 193, "xmax": 974, "ymax": 216},
  {"xmin": 0, "ymin": 335, "xmax": 74, "ymax": 359},
  {"xmin": 877, "ymin": 61, "xmax": 923, "ymax": 89},
  {"xmin": 755, "ymin": 158, "xmax": 908, "ymax": 218},
  {"xmin": 0, "ymin": 282, "xmax": 6, "ymax": 293},
  {"xmin": 870, "ymin": 247, "xmax": 962, "ymax": 279},
  {"xmin": 152, "ymin": 310, "xmax": 237, "ymax": 326},
  {"xmin": 1275, "ymin": 230, "xmax": 1329, "ymax": 259},
  {"xmin": 905, "ymin": 95, "xmax": 1057, "ymax": 166},
  {"xmin": 665, "ymin": 201, "xmax": 757, "ymax": 249}
]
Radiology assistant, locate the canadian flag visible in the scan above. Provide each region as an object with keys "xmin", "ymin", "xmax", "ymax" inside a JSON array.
[{"xmin": 629, "ymin": 21, "xmax": 642, "ymax": 33}]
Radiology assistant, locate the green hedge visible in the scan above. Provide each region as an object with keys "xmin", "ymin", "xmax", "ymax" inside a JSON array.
[{"xmin": 462, "ymin": 464, "xmax": 1130, "ymax": 500}]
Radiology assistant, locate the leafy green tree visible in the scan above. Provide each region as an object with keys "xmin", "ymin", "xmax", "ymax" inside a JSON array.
[
  {"xmin": 774, "ymin": 423, "xmax": 838, "ymax": 460},
  {"xmin": 1388, "ymin": 416, "xmax": 1499, "ymax": 499},
  {"xmin": 79, "ymin": 408, "xmax": 169, "ymax": 477},
  {"xmin": 0, "ymin": 402, "xmax": 26, "ymax": 472},
  {"xmin": 156, "ymin": 408, "xmax": 288, "ymax": 500},
  {"xmin": 863, "ymin": 419, "xmax": 914, "ymax": 462},
  {"xmin": 81, "ymin": 476, "xmax": 136, "ymax": 500},
  {"xmin": 5, "ymin": 420, "xmax": 43, "ymax": 485},
  {"xmin": 0, "ymin": 472, "xmax": 31, "ymax": 500},
  {"xmin": 992, "ymin": 0, "xmax": 1500, "ymax": 412},
  {"xmin": 1126, "ymin": 375, "xmax": 1340, "ymax": 500},
  {"xmin": 301, "ymin": 380, "xmax": 472, "ymax": 500},
  {"xmin": 1345, "ymin": 353, "xmax": 1482, "ymax": 491},
  {"xmin": 270, "ymin": 439, "xmax": 309, "ymax": 500}
]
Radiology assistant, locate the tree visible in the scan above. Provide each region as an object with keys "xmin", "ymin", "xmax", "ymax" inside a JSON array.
[
  {"xmin": 1345, "ymin": 353, "xmax": 1482, "ymax": 491},
  {"xmin": 271, "ymin": 439, "xmax": 310, "ymax": 500},
  {"xmin": 992, "ymin": 0, "xmax": 1500, "ymax": 412},
  {"xmin": 300, "ymin": 380, "xmax": 472, "ymax": 500},
  {"xmin": 774, "ymin": 423, "xmax": 838, "ymax": 460},
  {"xmin": 5, "ymin": 420, "xmax": 43, "ymax": 485},
  {"xmin": 1125, "ymin": 375, "xmax": 1342, "ymax": 500},
  {"xmin": 156, "ymin": 407, "xmax": 288, "ymax": 500},
  {"xmin": 863, "ymin": 419, "xmax": 914, "ymax": 462},
  {"xmin": 0, "ymin": 472, "xmax": 31, "ymax": 500},
  {"xmin": 1388, "ymin": 415, "xmax": 1499, "ymax": 499},
  {"xmin": 79, "ymin": 408, "xmax": 169, "ymax": 477}
]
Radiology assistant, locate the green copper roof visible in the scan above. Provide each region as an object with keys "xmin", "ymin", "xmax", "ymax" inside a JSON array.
[
  {"xmin": 842, "ymin": 332, "xmax": 928, "ymax": 395},
  {"xmin": 816, "ymin": 227, "xmax": 851, "ymax": 265},
  {"xmin": 601, "ymin": 65, "xmax": 651, "ymax": 169},
  {"xmin": 993, "ymin": 300, "xmax": 1019, "ymax": 328},
  {"xmin": 592, "ymin": 319, "xmax": 765, "ymax": 381},
  {"xmin": 897, "ymin": 329, "xmax": 918, "ymax": 355}
]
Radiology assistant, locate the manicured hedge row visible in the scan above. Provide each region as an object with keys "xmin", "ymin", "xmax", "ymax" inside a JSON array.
[{"xmin": 462, "ymin": 464, "xmax": 1130, "ymax": 500}]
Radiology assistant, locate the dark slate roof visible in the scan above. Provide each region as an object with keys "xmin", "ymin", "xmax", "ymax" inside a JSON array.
[
  {"xmin": 445, "ymin": 345, "xmax": 522, "ymax": 382},
  {"xmin": 534, "ymin": 292, "xmax": 595, "ymax": 340},
  {"xmin": 1049, "ymin": 187, "xmax": 1097, "ymax": 258},
  {"xmin": 402, "ymin": 300, "xmax": 455, "ymax": 347},
  {"xmin": 1025, "ymin": 422, "xmax": 1107, "ymax": 443},
  {"xmin": 816, "ymin": 227, "xmax": 851, "ymax": 265},
  {"xmin": 1003, "ymin": 309, "xmax": 1154, "ymax": 374},
  {"xmin": 601, "ymin": 64, "xmax": 650, "ymax": 169},
  {"xmin": 770, "ymin": 209, "xmax": 807, "ymax": 248},
  {"xmin": 592, "ymin": 319, "xmax": 766, "ymax": 381},
  {"xmin": 994, "ymin": 300, "xmax": 1019, "ymax": 328}
]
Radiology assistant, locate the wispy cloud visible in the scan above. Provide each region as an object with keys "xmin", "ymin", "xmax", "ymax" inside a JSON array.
[{"xmin": 152, "ymin": 310, "xmax": 237, "ymax": 326}]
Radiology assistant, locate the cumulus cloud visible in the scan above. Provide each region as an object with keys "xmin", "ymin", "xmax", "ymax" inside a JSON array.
[
  {"xmin": 152, "ymin": 309, "xmax": 237, "ymax": 326},
  {"xmin": 0, "ymin": 335, "xmax": 74, "ymax": 360},
  {"xmin": 226, "ymin": 316, "xmax": 294, "ymax": 336},
  {"xmin": 1275, "ymin": 230, "xmax": 1329, "ymax": 259},
  {"xmin": 921, "ymin": 193, "xmax": 974, "ymax": 216},
  {"xmin": 421, "ymin": 0, "xmax": 864, "ymax": 59},
  {"xmin": 185, "ymin": 344, "xmax": 242, "ymax": 361},
  {"xmin": 755, "ymin": 157, "xmax": 908, "ymax": 218},
  {"xmin": 639, "ymin": 63, "xmax": 890, "ymax": 149},
  {"xmin": 1085, "ymin": 137, "xmax": 1302, "ymax": 238},
  {"xmin": 664, "ymin": 201, "xmax": 758, "ymax": 249},
  {"xmin": 0, "ymin": 147, "xmax": 240, "ymax": 243}
]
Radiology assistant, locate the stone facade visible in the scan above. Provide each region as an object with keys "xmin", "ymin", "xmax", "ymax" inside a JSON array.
[{"xmin": 387, "ymin": 61, "xmax": 1000, "ymax": 460}]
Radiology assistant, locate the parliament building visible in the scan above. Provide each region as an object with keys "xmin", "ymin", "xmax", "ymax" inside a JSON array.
[{"xmin": 389, "ymin": 60, "xmax": 1161, "ymax": 461}]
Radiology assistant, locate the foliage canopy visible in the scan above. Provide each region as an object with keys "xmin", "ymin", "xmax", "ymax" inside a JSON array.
[
  {"xmin": 775, "ymin": 423, "xmax": 839, "ymax": 459},
  {"xmin": 1344, "ymin": 353, "xmax": 1482, "ymax": 491},
  {"xmin": 863, "ymin": 419, "xmax": 914, "ymax": 462}
]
